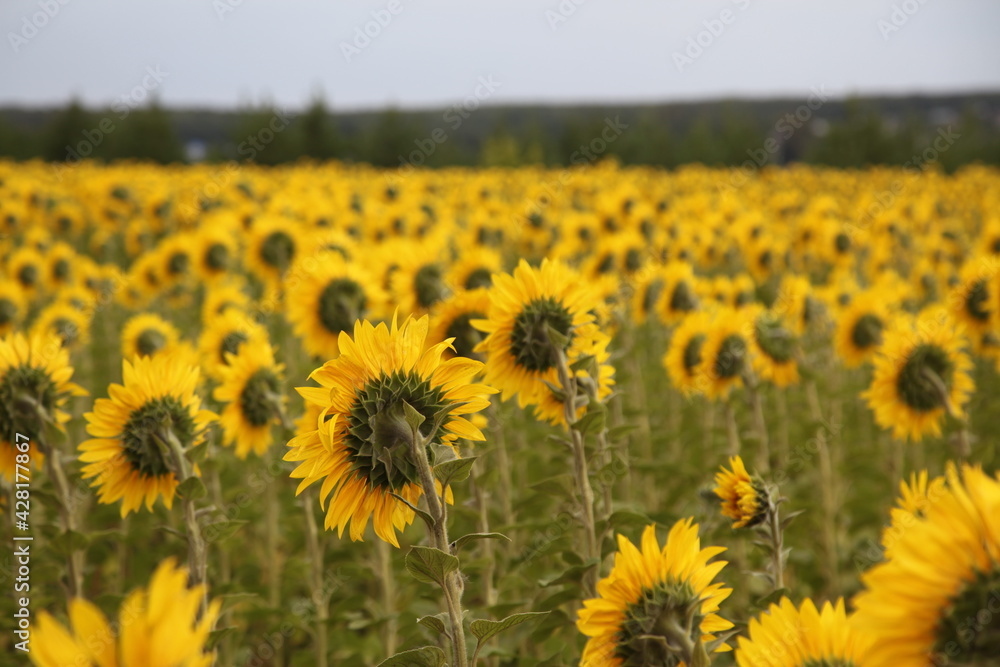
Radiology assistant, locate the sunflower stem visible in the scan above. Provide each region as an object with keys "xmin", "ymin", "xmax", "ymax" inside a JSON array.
[
  {"xmin": 302, "ymin": 490, "xmax": 329, "ymax": 667},
  {"xmin": 553, "ymin": 345, "xmax": 599, "ymax": 598},
  {"xmin": 743, "ymin": 370, "xmax": 771, "ymax": 473},
  {"xmin": 766, "ymin": 497, "xmax": 785, "ymax": 592},
  {"xmin": 42, "ymin": 443, "xmax": 85, "ymax": 600},
  {"xmin": 408, "ymin": 426, "xmax": 469, "ymax": 667},
  {"xmin": 265, "ymin": 458, "xmax": 283, "ymax": 609},
  {"xmin": 376, "ymin": 537, "xmax": 398, "ymax": 657},
  {"xmin": 163, "ymin": 427, "xmax": 209, "ymax": 613},
  {"xmin": 723, "ymin": 399, "xmax": 741, "ymax": 457}
]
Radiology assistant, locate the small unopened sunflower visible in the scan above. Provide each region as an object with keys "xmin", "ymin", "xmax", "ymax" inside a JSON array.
[
  {"xmin": 79, "ymin": 352, "xmax": 216, "ymax": 516},
  {"xmin": 862, "ymin": 308, "xmax": 974, "ymax": 441},
  {"xmin": 121, "ymin": 313, "xmax": 181, "ymax": 360},
  {"xmin": 663, "ymin": 310, "xmax": 711, "ymax": 396},
  {"xmin": 0, "ymin": 332, "xmax": 86, "ymax": 480},
  {"xmin": 834, "ymin": 290, "xmax": 891, "ymax": 368},
  {"xmin": 473, "ymin": 259, "xmax": 614, "ymax": 424},
  {"xmin": 714, "ymin": 456, "xmax": 769, "ymax": 529},
  {"xmin": 428, "ymin": 288, "xmax": 492, "ymax": 360},
  {"xmin": 285, "ymin": 314, "xmax": 495, "ymax": 546},
  {"xmin": 736, "ymin": 597, "xmax": 872, "ymax": 667},
  {"xmin": 852, "ymin": 464, "xmax": 1000, "ymax": 666},
  {"xmin": 214, "ymin": 339, "xmax": 285, "ymax": 459},
  {"xmin": 30, "ymin": 557, "xmax": 221, "ymax": 667},
  {"xmin": 286, "ymin": 251, "xmax": 386, "ymax": 359},
  {"xmin": 577, "ymin": 520, "xmax": 733, "ymax": 666}
]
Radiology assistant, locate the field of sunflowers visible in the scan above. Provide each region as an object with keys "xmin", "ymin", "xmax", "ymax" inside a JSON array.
[{"xmin": 2, "ymin": 158, "xmax": 999, "ymax": 666}]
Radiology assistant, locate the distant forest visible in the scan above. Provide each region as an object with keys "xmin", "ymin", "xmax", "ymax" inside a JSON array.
[{"xmin": 2, "ymin": 92, "xmax": 999, "ymax": 170}]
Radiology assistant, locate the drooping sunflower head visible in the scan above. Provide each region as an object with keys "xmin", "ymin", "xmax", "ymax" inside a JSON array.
[
  {"xmin": 214, "ymin": 339, "xmax": 285, "ymax": 459},
  {"xmin": 30, "ymin": 557, "xmax": 221, "ymax": 667},
  {"xmin": 286, "ymin": 251, "xmax": 387, "ymax": 359},
  {"xmin": 197, "ymin": 307, "xmax": 270, "ymax": 381},
  {"xmin": 79, "ymin": 352, "xmax": 216, "ymax": 516},
  {"xmin": 852, "ymin": 463, "xmax": 1000, "ymax": 666},
  {"xmin": 714, "ymin": 456, "xmax": 769, "ymax": 529},
  {"xmin": 862, "ymin": 308, "xmax": 975, "ymax": 442},
  {"xmin": 577, "ymin": 520, "xmax": 733, "ymax": 667},
  {"xmin": 428, "ymin": 288, "xmax": 492, "ymax": 360},
  {"xmin": 473, "ymin": 259, "xmax": 614, "ymax": 424},
  {"xmin": 735, "ymin": 597, "xmax": 872, "ymax": 667},
  {"xmin": 121, "ymin": 313, "xmax": 182, "ymax": 360},
  {"xmin": 0, "ymin": 331, "xmax": 86, "ymax": 479},
  {"xmin": 285, "ymin": 314, "xmax": 496, "ymax": 546}
]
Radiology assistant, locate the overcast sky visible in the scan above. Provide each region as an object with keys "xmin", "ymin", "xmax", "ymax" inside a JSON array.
[{"xmin": 2, "ymin": 0, "xmax": 999, "ymax": 111}]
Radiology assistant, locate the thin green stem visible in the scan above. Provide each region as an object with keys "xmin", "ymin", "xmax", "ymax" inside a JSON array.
[
  {"xmin": 163, "ymin": 428, "xmax": 208, "ymax": 612},
  {"xmin": 302, "ymin": 491, "xmax": 329, "ymax": 667}
]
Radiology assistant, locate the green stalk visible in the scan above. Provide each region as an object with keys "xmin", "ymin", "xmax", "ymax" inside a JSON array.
[
  {"xmin": 40, "ymin": 436, "xmax": 85, "ymax": 600},
  {"xmin": 302, "ymin": 491, "xmax": 329, "ymax": 667}
]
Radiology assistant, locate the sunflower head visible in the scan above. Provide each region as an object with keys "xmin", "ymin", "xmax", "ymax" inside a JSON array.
[
  {"xmin": 714, "ymin": 456, "xmax": 769, "ymax": 529},
  {"xmin": 122, "ymin": 313, "xmax": 182, "ymax": 360},
  {"xmin": 429, "ymin": 288, "xmax": 492, "ymax": 361},
  {"xmin": 30, "ymin": 557, "xmax": 221, "ymax": 667},
  {"xmin": 577, "ymin": 520, "xmax": 733, "ymax": 667},
  {"xmin": 882, "ymin": 470, "xmax": 946, "ymax": 555},
  {"xmin": 79, "ymin": 352, "xmax": 216, "ymax": 516},
  {"xmin": 285, "ymin": 313, "xmax": 495, "ymax": 546},
  {"xmin": 214, "ymin": 339, "xmax": 286, "ymax": 459}
]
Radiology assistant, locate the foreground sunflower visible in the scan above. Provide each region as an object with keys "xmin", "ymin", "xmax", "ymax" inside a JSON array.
[
  {"xmin": 214, "ymin": 339, "xmax": 285, "ymax": 459},
  {"xmin": 577, "ymin": 520, "xmax": 733, "ymax": 666},
  {"xmin": 78, "ymin": 352, "xmax": 216, "ymax": 516},
  {"xmin": 862, "ymin": 308, "xmax": 974, "ymax": 441},
  {"xmin": 736, "ymin": 597, "xmax": 872, "ymax": 667},
  {"xmin": 852, "ymin": 464, "xmax": 1000, "ymax": 666},
  {"xmin": 473, "ymin": 259, "xmax": 614, "ymax": 424},
  {"xmin": 881, "ymin": 470, "xmax": 945, "ymax": 556},
  {"xmin": 0, "ymin": 332, "xmax": 86, "ymax": 479},
  {"xmin": 31, "ymin": 557, "xmax": 221, "ymax": 667},
  {"xmin": 285, "ymin": 314, "xmax": 495, "ymax": 546}
]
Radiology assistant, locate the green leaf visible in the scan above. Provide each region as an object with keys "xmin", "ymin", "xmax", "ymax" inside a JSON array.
[
  {"xmin": 607, "ymin": 424, "xmax": 637, "ymax": 442},
  {"xmin": 185, "ymin": 443, "xmax": 208, "ymax": 464},
  {"xmin": 390, "ymin": 492, "xmax": 435, "ymax": 531},
  {"xmin": 573, "ymin": 406, "xmax": 606, "ymax": 435},
  {"xmin": 433, "ymin": 457, "xmax": 477, "ymax": 487},
  {"xmin": 377, "ymin": 646, "xmax": 448, "ymax": 667},
  {"xmin": 605, "ymin": 509, "xmax": 653, "ymax": 532},
  {"xmin": 781, "ymin": 509, "xmax": 805, "ymax": 530},
  {"xmin": 217, "ymin": 592, "xmax": 257, "ymax": 613},
  {"xmin": 206, "ymin": 626, "xmax": 239, "ymax": 650},
  {"xmin": 544, "ymin": 323, "xmax": 569, "ymax": 349},
  {"xmin": 176, "ymin": 476, "xmax": 207, "ymax": 501},
  {"xmin": 569, "ymin": 354, "xmax": 598, "ymax": 376},
  {"xmin": 50, "ymin": 529, "xmax": 90, "ymax": 556},
  {"xmin": 754, "ymin": 587, "xmax": 789, "ymax": 611},
  {"xmin": 203, "ymin": 520, "xmax": 249, "ymax": 543},
  {"xmin": 471, "ymin": 612, "xmax": 550, "ymax": 662},
  {"xmin": 405, "ymin": 545, "xmax": 459, "ymax": 587},
  {"xmin": 402, "ymin": 400, "xmax": 426, "ymax": 433},
  {"xmin": 538, "ymin": 559, "xmax": 598, "ymax": 588},
  {"xmin": 453, "ymin": 532, "xmax": 510, "ymax": 553},
  {"xmin": 417, "ymin": 614, "xmax": 449, "ymax": 636}
]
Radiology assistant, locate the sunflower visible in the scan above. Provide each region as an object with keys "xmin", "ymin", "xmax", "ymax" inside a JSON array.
[
  {"xmin": 862, "ymin": 308, "xmax": 974, "ymax": 441},
  {"xmin": 201, "ymin": 279, "xmax": 252, "ymax": 323},
  {"xmin": 629, "ymin": 264, "xmax": 666, "ymax": 325},
  {"xmin": 0, "ymin": 332, "xmax": 86, "ymax": 480},
  {"xmin": 749, "ymin": 306, "xmax": 800, "ymax": 387},
  {"xmin": 948, "ymin": 258, "xmax": 996, "ymax": 344},
  {"xmin": 0, "ymin": 280, "xmax": 26, "ymax": 336},
  {"xmin": 246, "ymin": 219, "xmax": 304, "ymax": 287},
  {"xmin": 663, "ymin": 310, "xmax": 711, "ymax": 396},
  {"xmin": 446, "ymin": 246, "xmax": 502, "ymax": 292},
  {"xmin": 197, "ymin": 307, "xmax": 270, "ymax": 381},
  {"xmin": 78, "ymin": 352, "xmax": 216, "ymax": 516},
  {"xmin": 214, "ymin": 339, "xmax": 285, "ymax": 459},
  {"xmin": 696, "ymin": 307, "xmax": 755, "ymax": 400},
  {"xmin": 286, "ymin": 251, "xmax": 386, "ymax": 359},
  {"xmin": 44, "ymin": 241, "xmax": 78, "ymax": 291},
  {"xmin": 714, "ymin": 456, "xmax": 769, "ymax": 529},
  {"xmin": 834, "ymin": 290, "xmax": 892, "ymax": 368},
  {"xmin": 121, "ymin": 313, "xmax": 181, "ymax": 360},
  {"xmin": 8, "ymin": 245, "xmax": 45, "ymax": 298},
  {"xmin": 473, "ymin": 259, "xmax": 614, "ymax": 425},
  {"xmin": 30, "ymin": 557, "xmax": 221, "ymax": 667},
  {"xmin": 735, "ymin": 597, "xmax": 872, "ymax": 667},
  {"xmin": 773, "ymin": 274, "xmax": 820, "ymax": 336},
  {"xmin": 195, "ymin": 224, "xmax": 238, "ymax": 284},
  {"xmin": 31, "ymin": 301, "xmax": 91, "ymax": 350},
  {"xmin": 284, "ymin": 314, "xmax": 495, "ymax": 546},
  {"xmin": 577, "ymin": 520, "xmax": 733, "ymax": 667},
  {"xmin": 656, "ymin": 261, "xmax": 700, "ymax": 324},
  {"xmin": 428, "ymin": 288, "xmax": 492, "ymax": 360},
  {"xmin": 881, "ymin": 470, "xmax": 946, "ymax": 556},
  {"xmin": 852, "ymin": 464, "xmax": 1000, "ymax": 666},
  {"xmin": 391, "ymin": 248, "xmax": 451, "ymax": 317}
]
